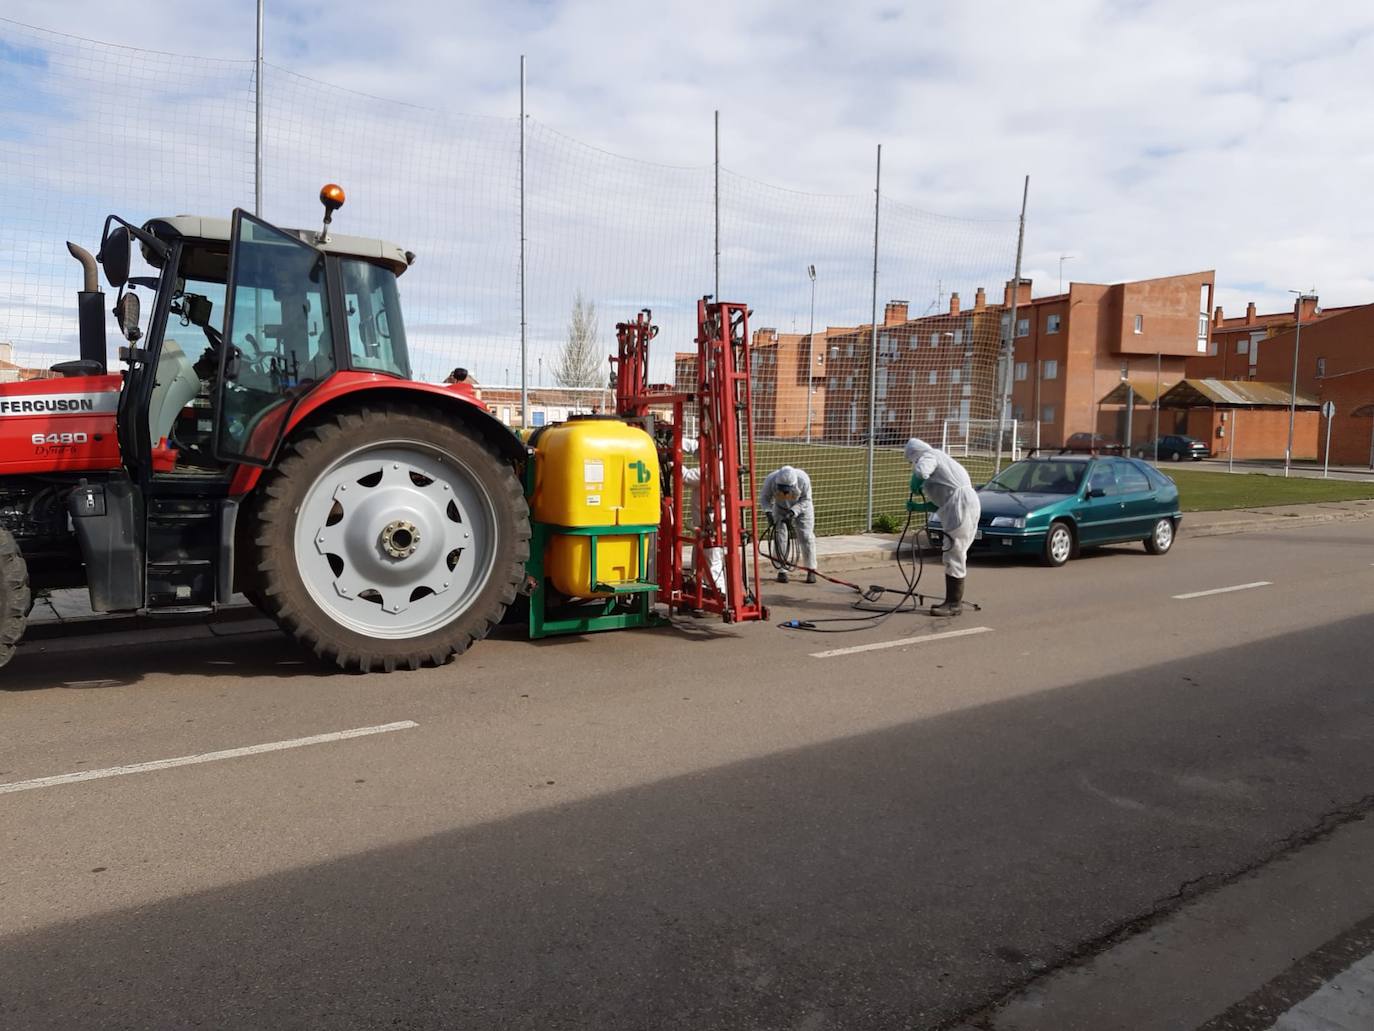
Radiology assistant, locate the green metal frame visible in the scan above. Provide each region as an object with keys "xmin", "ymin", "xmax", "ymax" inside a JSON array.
[{"xmin": 526, "ymin": 522, "xmax": 663, "ymax": 639}]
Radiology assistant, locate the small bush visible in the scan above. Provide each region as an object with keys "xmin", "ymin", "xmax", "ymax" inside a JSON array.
[{"xmin": 871, "ymin": 513, "xmax": 902, "ymax": 533}]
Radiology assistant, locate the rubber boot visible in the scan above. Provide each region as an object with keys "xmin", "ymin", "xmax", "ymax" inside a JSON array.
[
  {"xmin": 930, "ymin": 575, "xmax": 964, "ymax": 617},
  {"xmin": 805, "ymin": 570, "xmax": 817, "ymax": 584},
  {"xmin": 777, "ymin": 570, "xmax": 789, "ymax": 583}
]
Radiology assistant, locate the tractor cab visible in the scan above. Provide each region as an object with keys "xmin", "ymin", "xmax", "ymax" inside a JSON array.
[{"xmin": 101, "ymin": 187, "xmax": 416, "ymax": 478}]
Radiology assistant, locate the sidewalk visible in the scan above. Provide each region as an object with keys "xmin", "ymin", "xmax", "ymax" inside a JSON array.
[{"xmin": 25, "ymin": 498, "xmax": 1374, "ymax": 632}]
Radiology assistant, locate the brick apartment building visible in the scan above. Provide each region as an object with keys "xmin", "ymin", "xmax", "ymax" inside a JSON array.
[
  {"xmin": 1007, "ymin": 271, "xmax": 1215, "ymax": 448},
  {"xmin": 750, "ymin": 327, "xmax": 828, "ymax": 440},
  {"xmin": 817, "ymin": 291, "xmax": 1004, "ymax": 446},
  {"xmin": 1187, "ymin": 298, "xmax": 1374, "ymax": 466}
]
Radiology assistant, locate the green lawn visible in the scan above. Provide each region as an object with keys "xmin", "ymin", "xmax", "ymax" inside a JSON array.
[
  {"xmin": 1165, "ymin": 468, "xmax": 1374, "ymax": 512},
  {"xmin": 749, "ymin": 442, "xmax": 1374, "ymax": 533}
]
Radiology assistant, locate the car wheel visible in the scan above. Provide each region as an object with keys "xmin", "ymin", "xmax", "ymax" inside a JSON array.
[
  {"xmin": 1170, "ymin": 451, "xmax": 1182, "ymax": 462},
  {"xmin": 1144, "ymin": 517, "xmax": 1175, "ymax": 555},
  {"xmin": 1041, "ymin": 520, "xmax": 1075, "ymax": 567}
]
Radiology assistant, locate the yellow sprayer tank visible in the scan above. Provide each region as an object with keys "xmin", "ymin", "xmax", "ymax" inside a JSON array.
[{"xmin": 532, "ymin": 417, "xmax": 660, "ymax": 597}]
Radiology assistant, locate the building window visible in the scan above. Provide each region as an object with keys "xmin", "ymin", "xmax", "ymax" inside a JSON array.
[
  {"xmin": 1134, "ymin": 314, "xmax": 1143, "ymax": 334},
  {"xmin": 1046, "ymin": 314, "xmax": 1061, "ymax": 334},
  {"xmin": 1120, "ymin": 362, "xmax": 1130, "ymax": 379},
  {"xmin": 951, "ymin": 369, "xmax": 962, "ymax": 384},
  {"xmin": 1016, "ymin": 318, "xmax": 1029, "ymax": 337},
  {"xmin": 928, "ymin": 369, "xmax": 938, "ymax": 385},
  {"xmin": 929, "ymin": 333, "xmax": 939, "ymax": 347},
  {"xmin": 926, "ymin": 407, "xmax": 937, "ymax": 420},
  {"xmin": 1012, "ymin": 405, "xmax": 1026, "ymax": 421},
  {"xmin": 1014, "ymin": 361, "xmax": 1028, "ymax": 381},
  {"xmin": 532, "ymin": 411, "xmax": 546, "ymax": 427},
  {"xmin": 1043, "ymin": 359, "xmax": 1058, "ymax": 380},
  {"xmin": 1316, "ymin": 357, "xmax": 1327, "ymax": 378},
  {"xmin": 1237, "ymin": 338, "xmax": 1248, "ymax": 355},
  {"xmin": 1041, "ymin": 405, "xmax": 1056, "ymax": 424}
]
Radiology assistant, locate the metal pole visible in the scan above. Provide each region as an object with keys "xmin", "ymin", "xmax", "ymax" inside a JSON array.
[
  {"xmin": 714, "ymin": 110, "xmax": 720, "ymax": 301},
  {"xmin": 806, "ymin": 264, "xmax": 816, "ymax": 443},
  {"xmin": 1285, "ymin": 296, "xmax": 1304, "ymax": 477},
  {"xmin": 1323, "ymin": 406, "xmax": 1332, "ymax": 478},
  {"xmin": 996, "ymin": 175, "xmax": 1030, "ymax": 473},
  {"xmin": 519, "ymin": 56, "xmax": 529, "ymax": 430},
  {"xmin": 1230, "ymin": 409, "xmax": 1236, "ymax": 473},
  {"xmin": 1125, "ymin": 384, "xmax": 1134, "ymax": 454},
  {"xmin": 866, "ymin": 144, "xmax": 881, "ymax": 531},
  {"xmin": 254, "ymin": 0, "xmax": 264, "ymax": 216},
  {"xmin": 1153, "ymin": 351, "xmax": 1161, "ymax": 463}
]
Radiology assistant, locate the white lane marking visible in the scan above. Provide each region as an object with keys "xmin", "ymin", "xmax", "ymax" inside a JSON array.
[
  {"xmin": 810, "ymin": 625, "xmax": 993, "ymax": 659},
  {"xmin": 1172, "ymin": 581, "xmax": 1272, "ymax": 600},
  {"xmin": 0, "ymin": 721, "xmax": 419, "ymax": 796}
]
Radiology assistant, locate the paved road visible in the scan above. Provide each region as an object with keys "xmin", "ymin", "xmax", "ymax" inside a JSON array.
[{"xmin": 1, "ymin": 519, "xmax": 1372, "ymax": 1030}]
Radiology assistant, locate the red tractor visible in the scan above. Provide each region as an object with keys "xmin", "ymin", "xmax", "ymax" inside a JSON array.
[{"xmin": 0, "ymin": 187, "xmax": 529, "ymax": 672}]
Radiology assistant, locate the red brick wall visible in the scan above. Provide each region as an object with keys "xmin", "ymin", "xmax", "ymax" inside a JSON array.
[
  {"xmin": 1316, "ymin": 369, "xmax": 1374, "ymax": 466},
  {"xmin": 1198, "ymin": 407, "xmax": 1320, "ymax": 461}
]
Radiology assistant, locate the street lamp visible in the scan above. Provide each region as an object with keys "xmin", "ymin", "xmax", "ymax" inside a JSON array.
[
  {"xmin": 806, "ymin": 264, "xmax": 817, "ymax": 443},
  {"xmin": 1285, "ymin": 288, "xmax": 1316, "ymax": 478},
  {"xmin": 1058, "ymin": 254, "xmax": 1074, "ymax": 294}
]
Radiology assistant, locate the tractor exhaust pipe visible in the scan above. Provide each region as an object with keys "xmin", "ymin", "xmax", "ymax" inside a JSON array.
[{"xmin": 66, "ymin": 241, "xmax": 107, "ymax": 373}]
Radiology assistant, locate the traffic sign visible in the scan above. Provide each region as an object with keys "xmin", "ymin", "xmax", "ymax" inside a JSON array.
[{"xmin": 1322, "ymin": 400, "xmax": 1336, "ymax": 419}]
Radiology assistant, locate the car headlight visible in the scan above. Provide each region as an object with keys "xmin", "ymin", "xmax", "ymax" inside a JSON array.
[{"xmin": 990, "ymin": 516, "xmax": 1026, "ymax": 529}]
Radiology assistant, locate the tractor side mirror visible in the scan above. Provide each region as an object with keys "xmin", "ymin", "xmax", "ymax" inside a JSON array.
[
  {"xmin": 114, "ymin": 290, "xmax": 141, "ymax": 343},
  {"xmin": 100, "ymin": 225, "xmax": 131, "ymax": 289}
]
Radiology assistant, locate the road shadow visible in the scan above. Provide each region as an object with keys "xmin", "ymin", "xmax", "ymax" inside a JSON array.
[
  {"xmin": 3, "ymin": 616, "xmax": 1374, "ymax": 1029},
  {"xmin": 4, "ymin": 624, "xmax": 334, "ymax": 691}
]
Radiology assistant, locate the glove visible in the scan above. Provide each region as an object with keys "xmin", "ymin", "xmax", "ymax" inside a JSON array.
[
  {"xmin": 906, "ymin": 498, "xmax": 938, "ymax": 513},
  {"xmin": 909, "ymin": 473, "xmax": 926, "ymax": 494}
]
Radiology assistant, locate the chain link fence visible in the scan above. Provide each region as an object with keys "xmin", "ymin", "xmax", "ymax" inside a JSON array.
[{"xmin": 1, "ymin": 18, "xmax": 1021, "ymax": 534}]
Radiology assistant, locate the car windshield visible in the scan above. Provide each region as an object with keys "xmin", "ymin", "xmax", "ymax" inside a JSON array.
[{"xmin": 985, "ymin": 460, "xmax": 1086, "ymax": 494}]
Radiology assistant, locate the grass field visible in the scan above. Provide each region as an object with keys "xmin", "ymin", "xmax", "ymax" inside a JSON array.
[
  {"xmin": 1164, "ymin": 468, "xmax": 1374, "ymax": 512},
  {"xmin": 750, "ymin": 442, "xmax": 1374, "ymax": 533}
]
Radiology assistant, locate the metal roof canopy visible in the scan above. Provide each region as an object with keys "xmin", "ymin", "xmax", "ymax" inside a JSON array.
[
  {"xmin": 1099, "ymin": 378, "xmax": 1321, "ymax": 409},
  {"xmin": 1159, "ymin": 378, "xmax": 1320, "ymax": 409},
  {"xmin": 1098, "ymin": 379, "xmax": 1168, "ymax": 405}
]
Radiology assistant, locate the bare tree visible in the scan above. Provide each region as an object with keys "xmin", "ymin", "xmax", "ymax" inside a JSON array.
[{"xmin": 554, "ymin": 291, "xmax": 605, "ymax": 389}]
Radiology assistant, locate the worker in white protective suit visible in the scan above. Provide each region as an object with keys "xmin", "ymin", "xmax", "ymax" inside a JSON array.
[
  {"xmin": 679, "ymin": 438, "xmax": 726, "ymax": 595},
  {"xmin": 760, "ymin": 465, "xmax": 817, "ymax": 584},
  {"xmin": 904, "ymin": 438, "xmax": 981, "ymax": 616}
]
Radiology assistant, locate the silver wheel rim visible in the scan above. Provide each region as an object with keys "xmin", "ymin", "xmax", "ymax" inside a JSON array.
[
  {"xmin": 1154, "ymin": 519, "xmax": 1173, "ymax": 550},
  {"xmin": 293, "ymin": 441, "xmax": 498, "ymax": 640},
  {"xmin": 1050, "ymin": 526, "xmax": 1072, "ymax": 563}
]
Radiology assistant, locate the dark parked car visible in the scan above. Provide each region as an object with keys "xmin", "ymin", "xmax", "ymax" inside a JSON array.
[
  {"xmin": 1063, "ymin": 432, "xmax": 1122, "ymax": 453},
  {"xmin": 1136, "ymin": 434, "xmax": 1211, "ymax": 462},
  {"xmin": 925, "ymin": 453, "xmax": 1182, "ymax": 566}
]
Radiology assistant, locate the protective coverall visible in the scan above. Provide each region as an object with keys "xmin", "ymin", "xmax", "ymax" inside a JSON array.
[
  {"xmin": 905, "ymin": 438, "xmax": 981, "ymax": 616},
  {"xmin": 760, "ymin": 466, "xmax": 817, "ymax": 584}
]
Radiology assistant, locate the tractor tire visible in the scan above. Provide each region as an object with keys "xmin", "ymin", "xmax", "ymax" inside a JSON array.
[
  {"xmin": 249, "ymin": 404, "xmax": 529, "ymax": 673},
  {"xmin": 0, "ymin": 526, "xmax": 31, "ymax": 669}
]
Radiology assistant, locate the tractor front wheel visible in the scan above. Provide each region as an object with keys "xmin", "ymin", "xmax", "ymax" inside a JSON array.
[
  {"xmin": 250, "ymin": 404, "xmax": 529, "ymax": 672},
  {"xmin": 0, "ymin": 526, "xmax": 31, "ymax": 669}
]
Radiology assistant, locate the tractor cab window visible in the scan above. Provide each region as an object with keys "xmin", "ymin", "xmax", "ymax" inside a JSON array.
[
  {"xmin": 215, "ymin": 213, "xmax": 337, "ymax": 465},
  {"xmin": 341, "ymin": 259, "xmax": 410, "ymax": 378}
]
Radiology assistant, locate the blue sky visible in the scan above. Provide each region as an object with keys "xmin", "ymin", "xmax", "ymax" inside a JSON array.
[{"xmin": 3, "ymin": 1, "xmax": 1374, "ymax": 380}]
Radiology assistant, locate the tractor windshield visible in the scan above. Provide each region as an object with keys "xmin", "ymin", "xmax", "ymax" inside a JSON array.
[{"xmin": 340, "ymin": 259, "xmax": 410, "ymax": 378}]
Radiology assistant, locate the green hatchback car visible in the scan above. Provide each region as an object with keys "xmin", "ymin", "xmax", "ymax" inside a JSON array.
[{"xmin": 926, "ymin": 454, "xmax": 1182, "ymax": 567}]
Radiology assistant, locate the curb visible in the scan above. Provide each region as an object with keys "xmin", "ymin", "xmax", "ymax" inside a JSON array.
[{"xmin": 1185, "ymin": 506, "xmax": 1374, "ymax": 539}]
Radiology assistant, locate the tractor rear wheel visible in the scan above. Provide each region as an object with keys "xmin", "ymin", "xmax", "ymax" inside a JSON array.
[
  {"xmin": 249, "ymin": 404, "xmax": 529, "ymax": 672},
  {"xmin": 0, "ymin": 526, "xmax": 31, "ymax": 669}
]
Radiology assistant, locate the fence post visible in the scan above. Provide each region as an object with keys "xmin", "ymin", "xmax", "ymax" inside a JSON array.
[
  {"xmin": 866, "ymin": 144, "xmax": 881, "ymax": 532},
  {"xmin": 995, "ymin": 175, "xmax": 1029, "ymax": 475},
  {"xmin": 519, "ymin": 55, "xmax": 529, "ymax": 430}
]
